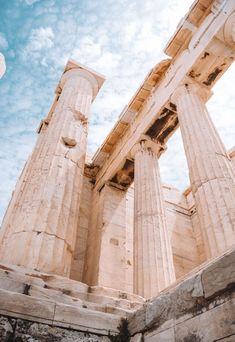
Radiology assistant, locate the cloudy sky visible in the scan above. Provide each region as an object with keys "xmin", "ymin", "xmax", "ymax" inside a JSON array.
[{"xmin": 0, "ymin": 0, "xmax": 234, "ymax": 222}]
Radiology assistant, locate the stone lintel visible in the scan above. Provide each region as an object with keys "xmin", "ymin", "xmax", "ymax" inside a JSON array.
[{"xmin": 91, "ymin": 59, "xmax": 171, "ymax": 169}]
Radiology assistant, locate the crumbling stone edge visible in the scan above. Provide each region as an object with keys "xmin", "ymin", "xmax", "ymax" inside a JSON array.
[{"xmin": 128, "ymin": 247, "xmax": 235, "ymax": 340}]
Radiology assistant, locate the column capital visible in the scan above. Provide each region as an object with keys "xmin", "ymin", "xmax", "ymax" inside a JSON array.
[
  {"xmin": 57, "ymin": 60, "xmax": 105, "ymax": 100},
  {"xmin": 130, "ymin": 136, "xmax": 166, "ymax": 159},
  {"xmin": 60, "ymin": 68, "xmax": 99, "ymax": 99},
  {"xmin": 223, "ymin": 12, "xmax": 235, "ymax": 48},
  {"xmin": 171, "ymin": 79, "xmax": 211, "ymax": 104}
]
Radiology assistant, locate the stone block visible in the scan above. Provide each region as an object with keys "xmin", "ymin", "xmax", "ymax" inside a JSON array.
[
  {"xmin": 128, "ymin": 306, "xmax": 146, "ymax": 335},
  {"xmin": 0, "ymin": 288, "xmax": 55, "ymax": 324},
  {"xmin": 105, "ymin": 305, "xmax": 133, "ymax": 317},
  {"xmin": 42, "ymin": 274, "xmax": 88, "ymax": 294},
  {"xmin": 87, "ymin": 293, "xmax": 127, "ymax": 309},
  {"xmin": 53, "ymin": 302, "xmax": 121, "ymax": 335},
  {"xmin": 145, "ymin": 293, "xmax": 172, "ymax": 329},
  {"xmin": 129, "ymin": 273, "xmax": 205, "ymax": 335},
  {"xmin": 0, "ymin": 270, "xmax": 27, "ymax": 294},
  {"xmin": 144, "ymin": 327, "xmax": 175, "ymax": 342},
  {"xmin": 29, "ymin": 284, "xmax": 83, "ymax": 307},
  {"xmin": 0, "ymin": 268, "xmax": 45, "ymax": 295},
  {"xmin": 202, "ymin": 249, "xmax": 235, "ymax": 298},
  {"xmin": 14, "ymin": 319, "xmax": 110, "ymax": 341},
  {"xmin": 171, "ymin": 273, "xmax": 204, "ymax": 319},
  {"xmin": 175, "ymin": 298, "xmax": 235, "ymax": 342},
  {"xmin": 130, "ymin": 333, "xmax": 143, "ymax": 342},
  {"xmin": 90, "ymin": 285, "xmax": 145, "ymax": 303}
]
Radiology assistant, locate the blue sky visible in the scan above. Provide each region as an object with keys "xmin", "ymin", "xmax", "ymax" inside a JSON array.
[{"xmin": 0, "ymin": 0, "xmax": 234, "ymax": 223}]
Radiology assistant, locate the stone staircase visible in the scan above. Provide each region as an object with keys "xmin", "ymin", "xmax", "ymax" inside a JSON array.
[{"xmin": 0, "ymin": 263, "xmax": 145, "ymax": 336}]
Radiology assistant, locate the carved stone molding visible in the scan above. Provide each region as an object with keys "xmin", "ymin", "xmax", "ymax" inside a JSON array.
[
  {"xmin": 171, "ymin": 79, "xmax": 211, "ymax": 104},
  {"xmin": 130, "ymin": 137, "xmax": 166, "ymax": 159},
  {"xmin": 223, "ymin": 12, "xmax": 235, "ymax": 48}
]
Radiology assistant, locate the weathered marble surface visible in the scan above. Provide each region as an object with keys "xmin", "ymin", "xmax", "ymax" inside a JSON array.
[
  {"xmin": 0, "ymin": 261, "xmax": 149, "ymax": 340},
  {"xmin": 0, "ymin": 316, "xmax": 111, "ymax": 341},
  {"xmin": 172, "ymin": 82, "xmax": 235, "ymax": 260},
  {"xmin": 79, "ymin": 173, "xmax": 202, "ymax": 293},
  {"xmin": 0, "ymin": 63, "xmax": 104, "ymax": 278},
  {"xmin": 131, "ymin": 139, "xmax": 175, "ymax": 299},
  {"xmin": 129, "ymin": 247, "xmax": 235, "ymax": 341}
]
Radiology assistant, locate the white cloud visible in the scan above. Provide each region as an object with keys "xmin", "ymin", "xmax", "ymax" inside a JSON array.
[
  {"xmin": 21, "ymin": 26, "xmax": 54, "ymax": 61},
  {"xmin": 24, "ymin": 0, "xmax": 40, "ymax": 5},
  {"xmin": 29, "ymin": 26, "xmax": 54, "ymax": 50}
]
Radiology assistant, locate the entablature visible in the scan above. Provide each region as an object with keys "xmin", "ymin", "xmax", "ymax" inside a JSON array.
[
  {"xmin": 84, "ymin": 0, "xmax": 235, "ymax": 191},
  {"xmin": 86, "ymin": 0, "xmax": 235, "ymax": 190}
]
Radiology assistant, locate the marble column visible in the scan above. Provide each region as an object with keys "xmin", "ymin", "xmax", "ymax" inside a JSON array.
[
  {"xmin": 172, "ymin": 82, "xmax": 235, "ymax": 259},
  {"xmin": 0, "ymin": 52, "xmax": 6, "ymax": 78},
  {"xmin": 131, "ymin": 139, "xmax": 175, "ymax": 299},
  {"xmin": 0, "ymin": 64, "xmax": 104, "ymax": 276}
]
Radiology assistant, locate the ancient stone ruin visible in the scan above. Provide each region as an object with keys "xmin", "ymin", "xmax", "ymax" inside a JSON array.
[{"xmin": 0, "ymin": 0, "xmax": 235, "ymax": 341}]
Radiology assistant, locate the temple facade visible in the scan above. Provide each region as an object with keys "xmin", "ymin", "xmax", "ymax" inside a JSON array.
[{"xmin": 0, "ymin": 0, "xmax": 235, "ymax": 341}]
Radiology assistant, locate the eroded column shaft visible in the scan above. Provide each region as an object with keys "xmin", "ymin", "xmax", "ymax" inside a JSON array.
[
  {"xmin": 0, "ymin": 68, "xmax": 99, "ymax": 276},
  {"xmin": 173, "ymin": 83, "xmax": 235, "ymax": 258},
  {"xmin": 132, "ymin": 140, "xmax": 175, "ymax": 299}
]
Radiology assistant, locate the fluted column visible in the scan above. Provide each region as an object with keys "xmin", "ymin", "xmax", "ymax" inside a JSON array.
[
  {"xmin": 172, "ymin": 82, "xmax": 235, "ymax": 259},
  {"xmin": 0, "ymin": 52, "xmax": 6, "ymax": 78},
  {"xmin": 131, "ymin": 139, "xmax": 175, "ymax": 299},
  {"xmin": 0, "ymin": 64, "xmax": 103, "ymax": 276}
]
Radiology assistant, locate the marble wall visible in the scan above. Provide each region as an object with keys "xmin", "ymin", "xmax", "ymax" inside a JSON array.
[{"xmin": 71, "ymin": 176, "xmax": 202, "ymax": 293}]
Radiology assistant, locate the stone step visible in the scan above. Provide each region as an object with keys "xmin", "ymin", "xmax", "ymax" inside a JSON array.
[
  {"xmin": 28, "ymin": 284, "xmax": 137, "ymax": 317},
  {"xmin": 105, "ymin": 305, "xmax": 135, "ymax": 317},
  {"xmin": 28, "ymin": 285, "xmax": 108, "ymax": 314},
  {"xmin": 89, "ymin": 285, "xmax": 145, "ymax": 303},
  {"xmin": 0, "ymin": 263, "xmax": 88, "ymax": 294},
  {"xmin": 0, "ymin": 263, "xmax": 144, "ymax": 318},
  {"xmin": 0, "ymin": 267, "xmax": 138, "ymax": 319},
  {"xmin": 0, "ymin": 287, "xmax": 121, "ymax": 335},
  {"xmin": 39, "ymin": 274, "xmax": 88, "ymax": 294},
  {"xmin": 87, "ymin": 292, "xmax": 143, "ymax": 310},
  {"xmin": 29, "ymin": 284, "xmax": 83, "ymax": 306},
  {"xmin": 0, "ymin": 268, "xmax": 45, "ymax": 293}
]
